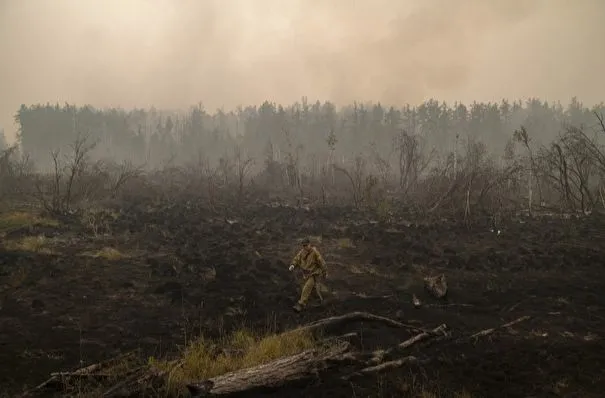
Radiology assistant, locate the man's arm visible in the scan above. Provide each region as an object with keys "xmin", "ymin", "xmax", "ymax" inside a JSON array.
[
  {"xmin": 313, "ymin": 248, "xmax": 327, "ymax": 276},
  {"xmin": 289, "ymin": 250, "xmax": 302, "ymax": 270}
]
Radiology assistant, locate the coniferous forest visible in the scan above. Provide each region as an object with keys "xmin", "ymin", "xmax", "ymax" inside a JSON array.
[{"xmin": 13, "ymin": 97, "xmax": 605, "ymax": 170}]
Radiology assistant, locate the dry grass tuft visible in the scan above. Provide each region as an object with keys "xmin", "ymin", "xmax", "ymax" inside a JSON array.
[
  {"xmin": 92, "ymin": 247, "xmax": 125, "ymax": 260},
  {"xmin": 337, "ymin": 238, "xmax": 355, "ymax": 248},
  {"xmin": 3, "ymin": 235, "xmax": 54, "ymax": 254},
  {"xmin": 0, "ymin": 211, "xmax": 58, "ymax": 233},
  {"xmin": 152, "ymin": 328, "xmax": 317, "ymax": 395}
]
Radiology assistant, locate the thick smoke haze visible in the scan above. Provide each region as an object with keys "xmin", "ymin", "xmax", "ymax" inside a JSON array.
[{"xmin": 1, "ymin": 0, "xmax": 604, "ymax": 142}]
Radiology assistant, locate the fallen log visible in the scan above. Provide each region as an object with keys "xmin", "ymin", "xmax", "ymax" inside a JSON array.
[{"xmin": 186, "ymin": 343, "xmax": 351, "ymax": 397}]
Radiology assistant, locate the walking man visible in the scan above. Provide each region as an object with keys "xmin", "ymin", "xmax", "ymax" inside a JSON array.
[{"xmin": 288, "ymin": 237, "xmax": 328, "ymax": 312}]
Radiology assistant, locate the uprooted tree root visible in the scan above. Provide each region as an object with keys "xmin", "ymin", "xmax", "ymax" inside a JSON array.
[{"xmin": 21, "ymin": 312, "xmax": 531, "ymax": 397}]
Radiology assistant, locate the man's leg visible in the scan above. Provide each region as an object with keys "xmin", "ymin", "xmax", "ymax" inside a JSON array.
[
  {"xmin": 294, "ymin": 275, "xmax": 316, "ymax": 312},
  {"xmin": 314, "ymin": 277, "xmax": 324, "ymax": 303}
]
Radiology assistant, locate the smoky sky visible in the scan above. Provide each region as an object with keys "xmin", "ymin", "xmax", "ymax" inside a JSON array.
[{"xmin": 1, "ymin": 0, "xmax": 604, "ymax": 142}]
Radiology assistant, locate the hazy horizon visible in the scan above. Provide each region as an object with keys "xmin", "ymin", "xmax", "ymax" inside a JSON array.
[{"xmin": 1, "ymin": 0, "xmax": 604, "ymax": 143}]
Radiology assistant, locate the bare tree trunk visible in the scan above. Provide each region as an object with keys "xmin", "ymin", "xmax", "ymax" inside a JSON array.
[{"xmin": 528, "ymin": 167, "xmax": 533, "ymax": 216}]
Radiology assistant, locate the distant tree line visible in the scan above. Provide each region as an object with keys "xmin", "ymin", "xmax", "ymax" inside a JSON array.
[{"xmin": 13, "ymin": 97, "xmax": 605, "ymax": 171}]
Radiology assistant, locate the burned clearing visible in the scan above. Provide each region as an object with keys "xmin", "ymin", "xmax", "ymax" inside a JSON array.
[
  {"xmin": 1, "ymin": 100, "xmax": 605, "ymax": 397},
  {"xmin": 1, "ymin": 204, "xmax": 604, "ymax": 397}
]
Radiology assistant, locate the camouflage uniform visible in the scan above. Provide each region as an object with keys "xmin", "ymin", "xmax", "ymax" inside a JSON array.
[{"xmin": 289, "ymin": 239, "xmax": 327, "ymax": 312}]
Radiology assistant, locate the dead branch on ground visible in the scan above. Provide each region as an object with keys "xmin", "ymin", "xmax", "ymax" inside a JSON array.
[
  {"xmin": 345, "ymin": 315, "xmax": 531, "ymax": 381},
  {"xmin": 296, "ymin": 311, "xmax": 427, "ymax": 334},
  {"xmin": 25, "ymin": 313, "xmax": 533, "ymax": 397},
  {"xmin": 353, "ymin": 355, "xmax": 420, "ymax": 376},
  {"xmin": 19, "ymin": 351, "xmax": 138, "ymax": 397},
  {"xmin": 469, "ymin": 315, "xmax": 531, "ymax": 340},
  {"xmin": 370, "ymin": 324, "xmax": 448, "ymax": 364}
]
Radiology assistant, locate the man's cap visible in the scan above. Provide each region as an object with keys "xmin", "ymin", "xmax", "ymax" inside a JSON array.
[{"xmin": 301, "ymin": 237, "xmax": 311, "ymax": 245}]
